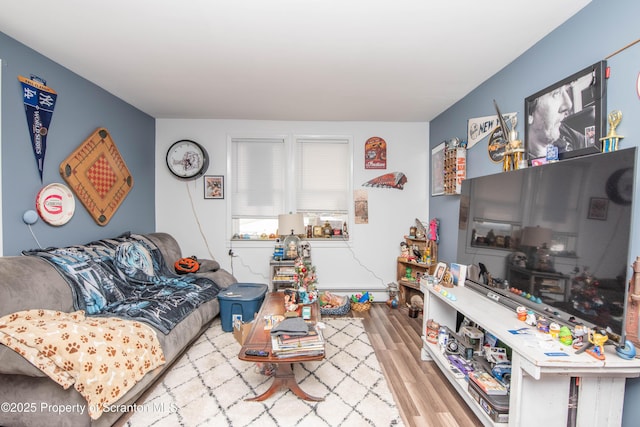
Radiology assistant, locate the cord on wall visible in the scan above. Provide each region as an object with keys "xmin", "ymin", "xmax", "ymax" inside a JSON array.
[
  {"xmin": 186, "ymin": 181, "xmax": 216, "ymax": 260},
  {"xmin": 336, "ymin": 237, "xmax": 387, "ymax": 288},
  {"xmin": 227, "ymin": 244, "xmax": 269, "ymax": 281},
  {"xmin": 27, "ymin": 224, "xmax": 43, "ymax": 249}
]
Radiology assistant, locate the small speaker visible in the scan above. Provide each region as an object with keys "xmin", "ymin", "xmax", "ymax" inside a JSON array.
[{"xmin": 23, "ymin": 210, "xmax": 38, "ymax": 225}]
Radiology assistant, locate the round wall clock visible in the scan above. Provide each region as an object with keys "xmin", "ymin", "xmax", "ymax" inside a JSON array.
[
  {"xmin": 606, "ymin": 167, "xmax": 633, "ymax": 205},
  {"xmin": 166, "ymin": 139, "xmax": 209, "ymax": 180}
]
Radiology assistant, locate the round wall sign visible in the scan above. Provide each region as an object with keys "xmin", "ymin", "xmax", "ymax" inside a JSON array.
[
  {"xmin": 487, "ymin": 126, "xmax": 507, "ymax": 163},
  {"xmin": 36, "ymin": 183, "xmax": 75, "ymax": 226}
]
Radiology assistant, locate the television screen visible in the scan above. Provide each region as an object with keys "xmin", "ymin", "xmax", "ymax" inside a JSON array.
[{"xmin": 456, "ymin": 148, "xmax": 635, "ymax": 341}]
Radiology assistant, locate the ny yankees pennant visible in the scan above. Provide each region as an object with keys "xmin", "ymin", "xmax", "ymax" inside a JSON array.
[{"xmin": 19, "ymin": 75, "xmax": 57, "ymax": 182}]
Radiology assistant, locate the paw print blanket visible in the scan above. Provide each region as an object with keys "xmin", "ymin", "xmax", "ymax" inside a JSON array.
[{"xmin": 0, "ymin": 309, "xmax": 165, "ymax": 419}]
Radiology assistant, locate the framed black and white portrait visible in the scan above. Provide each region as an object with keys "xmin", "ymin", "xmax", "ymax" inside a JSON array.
[{"xmin": 525, "ymin": 61, "xmax": 607, "ymax": 162}]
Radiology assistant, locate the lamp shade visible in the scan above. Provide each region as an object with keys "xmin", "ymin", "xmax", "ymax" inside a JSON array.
[
  {"xmin": 520, "ymin": 226, "xmax": 552, "ymax": 248},
  {"xmin": 278, "ymin": 213, "xmax": 305, "ymax": 236}
]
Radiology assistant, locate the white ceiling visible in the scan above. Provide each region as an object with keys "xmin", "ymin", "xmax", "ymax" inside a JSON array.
[{"xmin": 0, "ymin": 0, "xmax": 591, "ymax": 122}]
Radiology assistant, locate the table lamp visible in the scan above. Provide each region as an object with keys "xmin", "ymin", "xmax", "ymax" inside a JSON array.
[{"xmin": 278, "ymin": 213, "xmax": 305, "ymax": 260}]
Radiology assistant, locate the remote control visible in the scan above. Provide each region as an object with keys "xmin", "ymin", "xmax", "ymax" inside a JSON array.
[{"xmin": 245, "ymin": 349, "xmax": 269, "ymax": 357}]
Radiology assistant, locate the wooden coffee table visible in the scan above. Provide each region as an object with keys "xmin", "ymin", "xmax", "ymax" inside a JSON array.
[{"xmin": 238, "ymin": 292, "xmax": 324, "ymax": 401}]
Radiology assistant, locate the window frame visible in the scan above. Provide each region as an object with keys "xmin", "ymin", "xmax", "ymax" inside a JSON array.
[{"xmin": 227, "ymin": 133, "xmax": 354, "ymax": 246}]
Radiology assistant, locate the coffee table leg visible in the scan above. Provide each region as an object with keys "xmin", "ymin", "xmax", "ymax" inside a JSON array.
[{"xmin": 246, "ymin": 363, "xmax": 324, "ymax": 402}]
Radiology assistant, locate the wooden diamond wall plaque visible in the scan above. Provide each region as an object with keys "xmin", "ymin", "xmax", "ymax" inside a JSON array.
[{"xmin": 60, "ymin": 127, "xmax": 134, "ymax": 225}]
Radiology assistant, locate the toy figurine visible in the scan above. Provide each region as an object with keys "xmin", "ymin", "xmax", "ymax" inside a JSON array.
[
  {"xmin": 558, "ymin": 326, "xmax": 573, "ymax": 346},
  {"xmin": 286, "ymin": 240, "xmax": 298, "ymax": 259},
  {"xmin": 400, "ymin": 241, "xmax": 410, "ymax": 259},
  {"xmin": 525, "ymin": 310, "xmax": 537, "ymax": 326},
  {"xmin": 428, "ymin": 218, "xmax": 440, "ymax": 243},
  {"xmin": 572, "ymin": 324, "xmax": 587, "ymax": 349},
  {"xmin": 585, "ymin": 328, "xmax": 609, "ymax": 360},
  {"xmin": 284, "ymin": 289, "xmax": 299, "ymax": 312}
]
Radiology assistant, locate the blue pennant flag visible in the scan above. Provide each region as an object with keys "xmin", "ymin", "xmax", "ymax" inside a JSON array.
[{"xmin": 19, "ymin": 75, "xmax": 57, "ymax": 182}]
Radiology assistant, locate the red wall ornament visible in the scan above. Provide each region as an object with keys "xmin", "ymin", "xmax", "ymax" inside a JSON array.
[{"xmin": 364, "ymin": 136, "xmax": 387, "ymax": 169}]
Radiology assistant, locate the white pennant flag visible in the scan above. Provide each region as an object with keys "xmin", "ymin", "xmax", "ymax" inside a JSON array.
[{"xmin": 467, "ymin": 112, "xmax": 517, "ymax": 149}]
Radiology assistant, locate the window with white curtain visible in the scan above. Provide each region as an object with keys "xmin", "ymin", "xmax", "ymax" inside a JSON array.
[{"xmin": 230, "ymin": 135, "xmax": 351, "ymax": 239}]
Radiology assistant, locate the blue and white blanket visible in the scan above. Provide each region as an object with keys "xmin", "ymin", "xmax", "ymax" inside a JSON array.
[{"xmin": 23, "ymin": 233, "xmax": 221, "ymax": 334}]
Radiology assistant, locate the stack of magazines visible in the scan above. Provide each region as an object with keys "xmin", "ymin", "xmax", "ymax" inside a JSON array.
[{"xmin": 270, "ymin": 317, "xmax": 325, "ymax": 358}]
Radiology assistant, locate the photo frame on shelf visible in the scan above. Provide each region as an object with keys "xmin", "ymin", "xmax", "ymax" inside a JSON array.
[
  {"xmin": 525, "ymin": 60, "xmax": 607, "ymax": 162},
  {"xmin": 449, "ymin": 263, "xmax": 467, "ymax": 287},
  {"xmin": 204, "ymin": 175, "xmax": 224, "ymax": 199},
  {"xmin": 588, "ymin": 197, "xmax": 608, "ymax": 220},
  {"xmin": 434, "ymin": 262, "xmax": 447, "ymax": 283},
  {"xmin": 431, "ymin": 142, "xmax": 445, "ymax": 196}
]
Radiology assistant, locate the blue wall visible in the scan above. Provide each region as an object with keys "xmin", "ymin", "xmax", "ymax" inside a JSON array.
[
  {"xmin": 429, "ymin": 0, "xmax": 640, "ymax": 423},
  {"xmin": 1, "ymin": 32, "xmax": 156, "ymax": 255}
]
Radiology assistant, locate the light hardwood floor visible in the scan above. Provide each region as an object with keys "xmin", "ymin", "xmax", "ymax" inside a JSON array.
[
  {"xmin": 350, "ymin": 302, "xmax": 481, "ymax": 427},
  {"xmin": 116, "ymin": 302, "xmax": 481, "ymax": 427}
]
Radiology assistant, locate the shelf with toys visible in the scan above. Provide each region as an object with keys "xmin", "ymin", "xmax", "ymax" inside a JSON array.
[
  {"xmin": 420, "ymin": 274, "xmax": 640, "ymax": 427},
  {"xmin": 396, "ymin": 219, "xmax": 439, "ymax": 307},
  {"xmin": 422, "ymin": 324, "xmax": 508, "ymax": 426}
]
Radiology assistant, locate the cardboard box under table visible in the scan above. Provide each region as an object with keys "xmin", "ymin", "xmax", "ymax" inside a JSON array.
[{"xmin": 217, "ymin": 283, "xmax": 268, "ymax": 332}]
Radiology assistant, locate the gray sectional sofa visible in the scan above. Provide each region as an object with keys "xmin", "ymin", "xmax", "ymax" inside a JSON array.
[{"xmin": 0, "ymin": 232, "xmax": 236, "ymax": 427}]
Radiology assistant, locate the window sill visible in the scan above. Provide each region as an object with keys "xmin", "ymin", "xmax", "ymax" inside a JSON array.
[{"xmin": 229, "ymin": 236, "xmax": 350, "ymax": 249}]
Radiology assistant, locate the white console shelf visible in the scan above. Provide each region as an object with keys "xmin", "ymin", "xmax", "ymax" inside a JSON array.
[{"xmin": 420, "ymin": 279, "xmax": 640, "ymax": 427}]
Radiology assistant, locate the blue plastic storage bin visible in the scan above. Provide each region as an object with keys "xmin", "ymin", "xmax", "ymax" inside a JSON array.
[{"xmin": 217, "ymin": 283, "xmax": 268, "ymax": 332}]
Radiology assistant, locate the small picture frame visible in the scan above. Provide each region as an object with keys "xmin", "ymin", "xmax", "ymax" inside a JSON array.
[
  {"xmin": 449, "ymin": 263, "xmax": 467, "ymax": 287},
  {"xmin": 434, "ymin": 262, "xmax": 448, "ymax": 283},
  {"xmin": 312, "ymin": 226, "xmax": 324, "ymax": 238},
  {"xmin": 588, "ymin": 197, "xmax": 608, "ymax": 220},
  {"xmin": 204, "ymin": 175, "xmax": 224, "ymax": 199}
]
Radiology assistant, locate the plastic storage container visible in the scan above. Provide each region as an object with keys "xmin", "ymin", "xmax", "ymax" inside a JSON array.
[{"xmin": 217, "ymin": 283, "xmax": 268, "ymax": 332}]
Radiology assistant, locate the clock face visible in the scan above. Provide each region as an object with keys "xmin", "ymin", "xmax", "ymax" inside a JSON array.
[
  {"xmin": 606, "ymin": 167, "xmax": 633, "ymax": 205},
  {"xmin": 166, "ymin": 140, "xmax": 209, "ymax": 179}
]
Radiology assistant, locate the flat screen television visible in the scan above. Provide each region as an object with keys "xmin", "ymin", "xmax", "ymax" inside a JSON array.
[{"xmin": 456, "ymin": 148, "xmax": 636, "ymax": 345}]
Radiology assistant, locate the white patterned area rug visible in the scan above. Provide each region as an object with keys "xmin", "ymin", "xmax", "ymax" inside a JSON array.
[{"xmin": 125, "ymin": 317, "xmax": 403, "ymax": 427}]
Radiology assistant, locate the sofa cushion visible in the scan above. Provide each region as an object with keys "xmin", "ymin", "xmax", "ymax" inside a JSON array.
[
  {"xmin": 198, "ymin": 258, "xmax": 220, "ymax": 272},
  {"xmin": 0, "ymin": 256, "xmax": 75, "ymax": 317}
]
